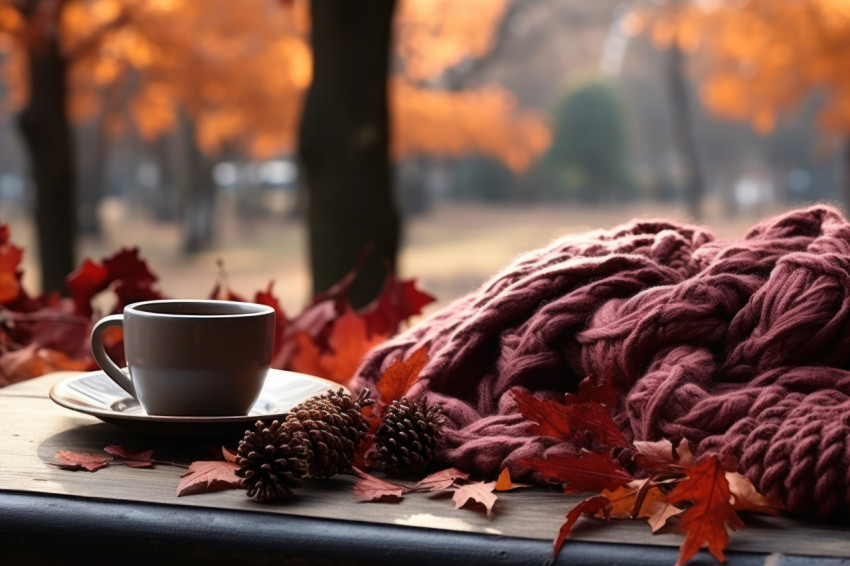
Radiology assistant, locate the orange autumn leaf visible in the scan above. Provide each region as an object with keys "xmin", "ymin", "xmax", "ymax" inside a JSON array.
[
  {"xmin": 598, "ymin": 479, "xmax": 667, "ymax": 519},
  {"xmin": 494, "ymin": 468, "xmax": 531, "ymax": 492},
  {"xmin": 319, "ymin": 308, "xmax": 386, "ymax": 383},
  {"xmin": 645, "ymin": 499, "xmax": 684, "ymax": 533},
  {"xmin": 289, "ymin": 330, "xmax": 326, "ymax": 377},
  {"xmin": 667, "ymin": 456, "xmax": 745, "ymax": 566},
  {"xmin": 726, "ymin": 471, "xmax": 784, "ymax": 516},
  {"xmin": 375, "ymin": 345, "xmax": 428, "ymax": 408}
]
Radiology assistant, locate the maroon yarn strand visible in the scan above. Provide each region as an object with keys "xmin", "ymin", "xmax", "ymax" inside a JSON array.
[{"xmin": 352, "ymin": 205, "xmax": 850, "ymax": 518}]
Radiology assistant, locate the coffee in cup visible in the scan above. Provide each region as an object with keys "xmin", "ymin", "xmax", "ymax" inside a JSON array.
[{"xmin": 90, "ymin": 299, "xmax": 275, "ymax": 416}]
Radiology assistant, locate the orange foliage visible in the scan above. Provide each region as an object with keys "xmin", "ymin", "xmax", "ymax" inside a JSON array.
[
  {"xmin": 393, "ymin": 79, "xmax": 550, "ymax": 171},
  {"xmin": 396, "ymin": 0, "xmax": 510, "ymax": 83},
  {"xmin": 642, "ymin": 0, "xmax": 850, "ymax": 135},
  {"xmin": 0, "ymin": 0, "xmax": 548, "ymax": 167}
]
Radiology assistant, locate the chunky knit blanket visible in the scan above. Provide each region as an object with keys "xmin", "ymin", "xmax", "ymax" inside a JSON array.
[{"xmin": 352, "ymin": 205, "xmax": 850, "ymax": 517}]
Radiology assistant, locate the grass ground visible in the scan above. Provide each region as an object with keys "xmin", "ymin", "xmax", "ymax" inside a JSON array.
[{"xmin": 6, "ymin": 195, "xmax": 826, "ymax": 316}]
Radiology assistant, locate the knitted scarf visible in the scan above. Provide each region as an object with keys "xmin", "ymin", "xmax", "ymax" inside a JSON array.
[{"xmin": 352, "ymin": 205, "xmax": 850, "ymax": 517}]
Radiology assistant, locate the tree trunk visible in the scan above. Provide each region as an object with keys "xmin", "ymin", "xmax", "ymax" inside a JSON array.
[
  {"xmin": 17, "ymin": 36, "xmax": 76, "ymax": 294},
  {"xmin": 667, "ymin": 36, "xmax": 705, "ymax": 221},
  {"xmin": 177, "ymin": 112, "xmax": 216, "ymax": 255},
  {"xmin": 299, "ymin": 0, "xmax": 399, "ymax": 307}
]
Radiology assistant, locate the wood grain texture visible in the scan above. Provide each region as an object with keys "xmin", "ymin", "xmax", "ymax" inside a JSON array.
[{"xmin": 2, "ymin": 372, "xmax": 849, "ymax": 557}]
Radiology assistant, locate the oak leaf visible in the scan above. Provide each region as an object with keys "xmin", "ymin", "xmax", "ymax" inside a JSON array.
[
  {"xmin": 452, "ymin": 481, "xmax": 497, "ymax": 517},
  {"xmin": 520, "ymin": 452, "xmax": 631, "ymax": 494},
  {"xmin": 104, "ymin": 445, "xmax": 154, "ymax": 468},
  {"xmin": 494, "ymin": 468, "xmax": 531, "ymax": 492},
  {"xmin": 375, "ymin": 345, "xmax": 429, "ymax": 409},
  {"xmin": 725, "ymin": 472, "xmax": 784, "ymax": 516},
  {"xmin": 48, "ymin": 450, "xmax": 112, "ymax": 472},
  {"xmin": 351, "ymin": 467, "xmax": 406, "ymax": 503},
  {"xmin": 554, "ymin": 496, "xmax": 610, "ymax": 558},
  {"xmin": 177, "ymin": 460, "xmax": 241, "ymax": 497},
  {"xmin": 668, "ymin": 456, "xmax": 745, "ymax": 566},
  {"xmin": 414, "ymin": 467, "xmax": 470, "ymax": 492}
]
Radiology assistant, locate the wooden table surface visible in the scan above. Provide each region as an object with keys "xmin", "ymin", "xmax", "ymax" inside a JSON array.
[{"xmin": 2, "ymin": 372, "xmax": 849, "ymax": 565}]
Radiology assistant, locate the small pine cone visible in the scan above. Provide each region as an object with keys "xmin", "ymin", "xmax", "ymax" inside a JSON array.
[
  {"xmin": 371, "ymin": 397, "xmax": 444, "ymax": 476},
  {"xmin": 236, "ymin": 419, "xmax": 310, "ymax": 502},
  {"xmin": 285, "ymin": 388, "xmax": 374, "ymax": 479}
]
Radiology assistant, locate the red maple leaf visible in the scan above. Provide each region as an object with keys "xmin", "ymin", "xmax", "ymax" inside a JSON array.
[
  {"xmin": 566, "ymin": 376, "xmax": 619, "ymax": 407},
  {"xmin": 667, "ymin": 456, "xmax": 745, "ymax": 566},
  {"xmin": 520, "ymin": 452, "xmax": 631, "ymax": 494},
  {"xmin": 375, "ymin": 345, "xmax": 429, "ymax": 409},
  {"xmin": 66, "ymin": 260, "xmax": 110, "ymax": 317},
  {"xmin": 512, "ymin": 389, "xmax": 627, "ymax": 447},
  {"xmin": 103, "ymin": 248, "xmax": 164, "ymax": 311},
  {"xmin": 361, "ymin": 272, "xmax": 435, "ymax": 337},
  {"xmin": 554, "ymin": 496, "xmax": 610, "ymax": 558},
  {"xmin": 104, "ymin": 445, "xmax": 154, "ymax": 468},
  {"xmin": 48, "ymin": 450, "xmax": 113, "ymax": 472},
  {"xmin": 512, "ymin": 389, "xmax": 574, "ymax": 438},
  {"xmin": 452, "ymin": 481, "xmax": 498, "ymax": 517},
  {"xmin": 0, "ymin": 226, "xmax": 24, "ymax": 304},
  {"xmin": 253, "ymin": 281, "xmax": 289, "ymax": 356},
  {"xmin": 176, "ymin": 460, "xmax": 241, "ymax": 497},
  {"xmin": 351, "ymin": 467, "xmax": 406, "ymax": 502}
]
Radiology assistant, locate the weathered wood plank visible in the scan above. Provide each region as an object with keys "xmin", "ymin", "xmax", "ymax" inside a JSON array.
[{"xmin": 1, "ymin": 373, "xmax": 849, "ymax": 558}]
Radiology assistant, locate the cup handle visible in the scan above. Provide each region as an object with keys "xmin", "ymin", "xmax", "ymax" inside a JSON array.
[{"xmin": 90, "ymin": 314, "xmax": 136, "ymax": 398}]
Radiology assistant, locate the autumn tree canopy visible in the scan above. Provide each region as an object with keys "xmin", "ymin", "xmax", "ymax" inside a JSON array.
[
  {"xmin": 644, "ymin": 0, "xmax": 850, "ymax": 136},
  {"xmin": 0, "ymin": 0, "xmax": 549, "ymax": 168}
]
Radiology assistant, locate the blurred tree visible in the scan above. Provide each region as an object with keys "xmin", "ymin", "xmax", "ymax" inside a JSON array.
[
  {"xmin": 0, "ymin": 0, "xmax": 550, "ymax": 301},
  {"xmin": 544, "ymin": 78, "xmax": 634, "ymax": 202},
  {"xmin": 642, "ymin": 0, "xmax": 850, "ymax": 206}
]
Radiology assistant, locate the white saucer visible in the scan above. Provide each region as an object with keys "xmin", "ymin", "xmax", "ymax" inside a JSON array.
[{"xmin": 49, "ymin": 369, "xmax": 342, "ymax": 439}]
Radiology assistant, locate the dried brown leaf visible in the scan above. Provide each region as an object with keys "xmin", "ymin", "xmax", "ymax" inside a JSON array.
[
  {"xmin": 452, "ymin": 481, "xmax": 497, "ymax": 517},
  {"xmin": 176, "ymin": 460, "xmax": 241, "ymax": 497}
]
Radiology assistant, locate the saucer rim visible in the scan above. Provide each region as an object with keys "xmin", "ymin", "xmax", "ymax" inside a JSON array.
[{"xmin": 48, "ymin": 368, "xmax": 342, "ymax": 424}]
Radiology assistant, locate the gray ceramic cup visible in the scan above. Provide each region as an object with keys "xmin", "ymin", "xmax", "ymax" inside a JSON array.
[{"xmin": 90, "ymin": 299, "xmax": 275, "ymax": 416}]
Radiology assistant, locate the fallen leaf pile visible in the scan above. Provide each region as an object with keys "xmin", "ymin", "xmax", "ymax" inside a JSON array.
[
  {"xmin": 0, "ymin": 224, "xmax": 434, "ymax": 386},
  {"xmin": 352, "ymin": 466, "xmax": 507, "ymax": 518},
  {"xmin": 512, "ymin": 379, "xmax": 785, "ymax": 565}
]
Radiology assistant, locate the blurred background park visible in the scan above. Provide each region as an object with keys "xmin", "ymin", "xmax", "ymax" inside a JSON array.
[{"xmin": 1, "ymin": 0, "xmax": 847, "ymax": 313}]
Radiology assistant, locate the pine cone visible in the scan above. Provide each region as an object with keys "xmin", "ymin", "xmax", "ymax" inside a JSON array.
[
  {"xmin": 236, "ymin": 419, "xmax": 310, "ymax": 502},
  {"xmin": 371, "ymin": 397, "xmax": 444, "ymax": 476},
  {"xmin": 285, "ymin": 388, "xmax": 374, "ymax": 478}
]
